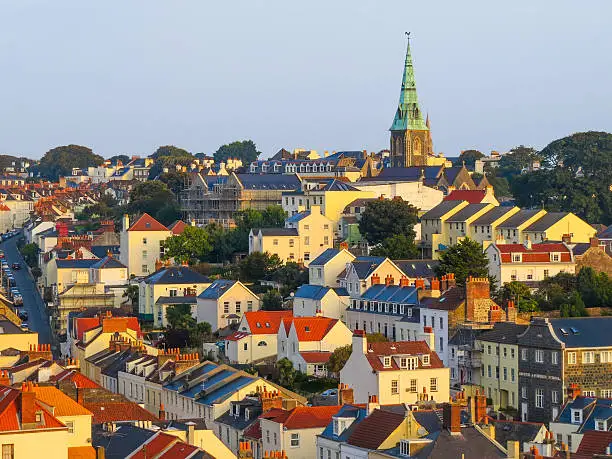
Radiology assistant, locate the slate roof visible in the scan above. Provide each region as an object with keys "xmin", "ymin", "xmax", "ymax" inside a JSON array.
[
  {"xmin": 90, "ymin": 245, "xmax": 120, "ymax": 259},
  {"xmin": 361, "ymin": 166, "xmax": 442, "ymax": 182},
  {"xmin": 556, "ymin": 396, "xmax": 612, "ymax": 433},
  {"xmin": 198, "ymin": 279, "xmax": 238, "ymax": 299},
  {"xmin": 427, "ymin": 427, "xmax": 505, "ymax": 458},
  {"xmin": 449, "ymin": 327, "xmax": 485, "ymax": 347},
  {"xmin": 523, "ymin": 212, "xmax": 569, "ymax": 232},
  {"xmin": 350, "ymin": 256, "xmax": 387, "ymax": 279},
  {"xmin": 236, "ymin": 173, "xmax": 301, "ymax": 190},
  {"xmin": 346, "ymin": 408, "xmax": 406, "ymax": 449},
  {"xmin": 309, "ymin": 248, "xmax": 343, "ymax": 266},
  {"xmin": 421, "ymin": 200, "xmax": 465, "ymax": 220},
  {"xmin": 319, "ymin": 405, "xmax": 367, "ymax": 442},
  {"xmin": 598, "ymin": 225, "xmax": 612, "ymax": 239},
  {"xmin": 472, "ymin": 206, "xmax": 518, "ymax": 226},
  {"xmin": 144, "ymin": 266, "xmax": 211, "ymax": 285},
  {"xmin": 490, "ymin": 420, "xmax": 544, "ymax": 446},
  {"xmin": 477, "ymin": 323, "xmax": 528, "ymax": 345},
  {"xmin": 322, "ymin": 179, "xmax": 359, "ymax": 191},
  {"xmin": 393, "ymin": 260, "xmax": 439, "ymax": 278},
  {"xmin": 361, "ymin": 284, "xmax": 419, "ymax": 304},
  {"xmin": 253, "ymin": 228, "xmax": 299, "ymax": 236},
  {"xmin": 90, "ymin": 256, "xmax": 126, "ymax": 270},
  {"xmin": 446, "ymin": 203, "xmax": 491, "ymax": 222},
  {"xmin": 155, "ymin": 296, "xmax": 198, "ymax": 305},
  {"xmin": 286, "ymin": 211, "xmax": 310, "ymax": 223},
  {"xmin": 420, "ymin": 286, "xmax": 464, "ymax": 311},
  {"xmin": 55, "ymin": 259, "xmax": 98, "ymax": 269},
  {"xmin": 549, "ymin": 317, "xmax": 612, "ymax": 348},
  {"xmin": 496, "ymin": 209, "xmax": 543, "ymax": 228},
  {"xmin": 294, "ymin": 284, "xmax": 335, "ymax": 300}
]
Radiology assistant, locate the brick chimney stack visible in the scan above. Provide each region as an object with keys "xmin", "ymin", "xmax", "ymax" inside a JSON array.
[
  {"xmin": 0, "ymin": 370, "xmax": 10, "ymax": 386},
  {"xmin": 174, "ymin": 353, "xmax": 200, "ymax": 375},
  {"xmin": 414, "ymin": 278, "xmax": 425, "ymax": 290},
  {"xmin": 371, "ymin": 273, "xmax": 380, "ymax": 285},
  {"xmin": 338, "ymin": 383, "xmax": 354, "ymax": 406},
  {"xmin": 506, "ymin": 300, "xmax": 517, "ymax": 323},
  {"xmin": 466, "ymin": 276, "xmax": 491, "ymax": 322},
  {"xmin": 259, "ymin": 387, "xmax": 284, "ymax": 413},
  {"xmin": 443, "ymin": 401, "xmax": 462, "ymax": 434},
  {"xmin": 238, "ymin": 441, "xmax": 254, "ymax": 459},
  {"xmin": 19, "ymin": 382, "xmax": 38, "ymax": 427},
  {"xmin": 488, "ymin": 304, "xmax": 503, "ymax": 323},
  {"xmin": 567, "ymin": 383, "xmax": 581, "ymax": 400},
  {"xmin": 384, "ymin": 274, "xmax": 394, "ymax": 286},
  {"xmin": 158, "ymin": 403, "xmax": 166, "ymax": 421},
  {"xmin": 399, "ymin": 275, "xmax": 410, "ymax": 287}
]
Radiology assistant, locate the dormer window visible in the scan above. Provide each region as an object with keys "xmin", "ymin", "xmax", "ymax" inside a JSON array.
[
  {"xmin": 333, "ymin": 417, "xmax": 351, "ymax": 436},
  {"xmin": 422, "ymin": 355, "xmax": 430, "ymax": 366},
  {"xmin": 571, "ymin": 409, "xmax": 583, "ymax": 424},
  {"xmin": 35, "ymin": 411, "xmax": 43, "ymax": 423},
  {"xmin": 399, "ymin": 357, "xmax": 407, "ymax": 368},
  {"xmin": 512, "ymin": 253, "xmax": 521, "ymax": 262},
  {"xmin": 399, "ymin": 439, "xmax": 410, "ymax": 457},
  {"xmin": 383, "ymin": 356, "xmax": 391, "ymax": 367},
  {"xmin": 595, "ymin": 419, "xmax": 606, "ymax": 431},
  {"xmin": 256, "ymin": 322, "xmax": 261, "ymax": 328},
  {"xmin": 233, "ymin": 405, "xmax": 240, "ymax": 416},
  {"xmin": 551, "ymin": 253, "xmax": 560, "ymax": 262},
  {"xmin": 245, "ymin": 409, "xmax": 250, "ymax": 421}
]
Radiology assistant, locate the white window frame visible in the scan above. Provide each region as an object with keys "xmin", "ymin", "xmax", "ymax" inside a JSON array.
[{"xmin": 535, "ymin": 388, "xmax": 544, "ymax": 408}]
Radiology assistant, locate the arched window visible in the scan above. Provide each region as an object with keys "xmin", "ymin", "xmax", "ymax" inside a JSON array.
[
  {"xmin": 258, "ymin": 341, "xmax": 267, "ymax": 347},
  {"xmin": 413, "ymin": 137, "xmax": 422, "ymax": 156}
]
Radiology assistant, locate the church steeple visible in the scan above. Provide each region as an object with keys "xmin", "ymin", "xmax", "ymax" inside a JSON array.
[
  {"xmin": 390, "ymin": 33, "xmax": 428, "ymax": 132},
  {"xmin": 389, "ymin": 33, "xmax": 432, "ymax": 168}
]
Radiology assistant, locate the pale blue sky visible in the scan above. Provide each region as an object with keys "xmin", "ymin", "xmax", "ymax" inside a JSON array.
[{"xmin": 0, "ymin": 1, "xmax": 610, "ymax": 159}]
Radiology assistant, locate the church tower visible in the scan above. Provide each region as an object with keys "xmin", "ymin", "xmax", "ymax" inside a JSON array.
[{"xmin": 389, "ymin": 35, "xmax": 432, "ymax": 167}]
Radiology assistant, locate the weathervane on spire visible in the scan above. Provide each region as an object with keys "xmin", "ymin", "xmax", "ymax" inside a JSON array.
[{"xmin": 405, "ymin": 31, "xmax": 411, "ymax": 41}]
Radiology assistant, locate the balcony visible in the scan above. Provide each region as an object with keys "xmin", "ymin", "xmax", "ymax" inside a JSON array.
[{"xmin": 457, "ymin": 354, "xmax": 482, "ymax": 368}]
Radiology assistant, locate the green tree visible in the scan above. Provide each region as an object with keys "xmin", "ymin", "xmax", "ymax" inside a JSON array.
[
  {"xmin": 123, "ymin": 284, "xmax": 139, "ymax": 315},
  {"xmin": 369, "ymin": 234, "xmax": 418, "ymax": 259},
  {"xmin": 151, "ymin": 145, "xmax": 192, "ymax": 160},
  {"xmin": 159, "ymin": 171, "xmax": 188, "ymax": 196},
  {"xmin": 128, "ymin": 181, "xmax": 179, "ymax": 225},
  {"xmin": 328, "ymin": 345, "xmax": 352, "ymax": 373},
  {"xmin": 166, "ymin": 304, "xmax": 196, "ymax": 330},
  {"xmin": 262, "ymin": 205, "xmax": 287, "ymax": 227},
  {"xmin": 434, "ymin": 238, "xmax": 489, "ymax": 287},
  {"xmin": 366, "ymin": 333, "xmax": 389, "ymax": 343},
  {"xmin": 238, "ymin": 252, "xmax": 283, "ymax": 283},
  {"xmin": 455, "ymin": 149, "xmax": 484, "ymax": 167},
  {"xmin": 560, "ymin": 292, "xmax": 589, "ymax": 317},
  {"xmin": 517, "ymin": 298, "xmax": 539, "ymax": 313},
  {"xmin": 276, "ymin": 358, "xmax": 296, "ymax": 387},
  {"xmin": 20, "ymin": 243, "xmax": 40, "ymax": 268},
  {"xmin": 38, "ymin": 145, "xmax": 104, "ymax": 181},
  {"xmin": 214, "ymin": 140, "xmax": 261, "ymax": 165},
  {"xmin": 163, "ymin": 226, "xmax": 213, "ymax": 264},
  {"xmin": 359, "ymin": 199, "xmax": 418, "ymax": 245},
  {"xmin": 262, "ymin": 289, "xmax": 284, "ymax": 311},
  {"xmin": 499, "ymin": 281, "xmax": 531, "ymax": 304},
  {"xmin": 189, "ymin": 322, "xmax": 212, "ymax": 347},
  {"xmin": 271, "ymin": 262, "xmax": 309, "ymax": 297},
  {"xmin": 108, "ymin": 154, "xmax": 130, "ymax": 165},
  {"xmin": 577, "ymin": 267, "xmax": 611, "ymax": 307},
  {"xmin": 498, "ymin": 145, "xmax": 541, "ymax": 179}
]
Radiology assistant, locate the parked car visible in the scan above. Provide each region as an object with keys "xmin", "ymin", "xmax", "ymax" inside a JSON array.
[
  {"xmin": 321, "ymin": 389, "xmax": 338, "ymax": 397},
  {"xmin": 11, "ymin": 263, "xmax": 20, "ymax": 270}
]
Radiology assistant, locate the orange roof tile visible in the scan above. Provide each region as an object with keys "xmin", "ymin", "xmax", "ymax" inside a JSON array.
[
  {"xmin": 68, "ymin": 446, "xmax": 97, "ymax": 459},
  {"xmin": 291, "ymin": 317, "xmax": 338, "ymax": 342},
  {"xmin": 32, "ymin": 386, "xmax": 93, "ymax": 417},
  {"xmin": 244, "ymin": 311, "xmax": 293, "ymax": 335},
  {"xmin": 299, "ymin": 351, "xmax": 332, "ymax": 364},
  {"xmin": 365, "ymin": 341, "xmax": 444, "ymax": 371},
  {"xmin": 282, "ymin": 405, "xmax": 341, "ymax": 429},
  {"xmin": 128, "ymin": 213, "xmax": 169, "ymax": 232},
  {"xmin": 129, "ymin": 432, "xmax": 177, "ymax": 459},
  {"xmin": 168, "ymin": 220, "xmax": 187, "ymax": 235}
]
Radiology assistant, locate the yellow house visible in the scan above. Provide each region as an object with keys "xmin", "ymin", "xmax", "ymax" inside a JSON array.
[
  {"xmin": 138, "ymin": 265, "xmax": 211, "ymax": 323},
  {"xmin": 249, "ymin": 205, "xmax": 335, "ymax": 266},
  {"xmin": 119, "ymin": 213, "xmax": 172, "ymax": 277},
  {"xmin": 522, "ymin": 211, "xmax": 596, "ymax": 244},
  {"xmin": 32, "ymin": 385, "xmax": 94, "ymax": 451},
  {"xmin": 47, "ymin": 258, "xmax": 97, "ymax": 295},
  {"xmin": 495, "ymin": 209, "xmax": 547, "ymax": 244},
  {"xmin": 420, "ymin": 200, "xmax": 468, "ymax": 259},
  {"xmin": 475, "ymin": 322, "xmax": 527, "ymax": 411},
  {"xmin": 0, "ymin": 316, "xmax": 38, "ymax": 353},
  {"xmin": 445, "ymin": 203, "xmax": 496, "ymax": 246},
  {"xmin": 340, "ymin": 331, "xmax": 450, "ymax": 405},
  {"xmin": 196, "ymin": 280, "xmax": 260, "ymax": 332},
  {"xmin": 282, "ymin": 179, "xmax": 375, "ymax": 227},
  {"xmin": 471, "ymin": 206, "xmax": 520, "ymax": 246},
  {"xmin": 89, "ymin": 255, "xmax": 128, "ymax": 285},
  {"xmin": 339, "ymin": 256, "xmax": 407, "ymax": 298},
  {"xmin": 308, "ymin": 248, "xmax": 355, "ymax": 288}
]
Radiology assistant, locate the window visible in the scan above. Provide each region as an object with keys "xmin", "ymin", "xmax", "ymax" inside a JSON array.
[
  {"xmin": 596, "ymin": 420, "xmax": 607, "ymax": 431},
  {"xmin": 487, "ymin": 345, "xmax": 491, "ymax": 355},
  {"xmin": 521, "ymin": 387, "xmax": 527, "ymax": 399},
  {"xmin": 600, "ymin": 351, "xmax": 612, "ymax": 363},
  {"xmin": 142, "ymin": 250, "xmax": 148, "ymax": 260},
  {"xmin": 601, "ymin": 389, "xmax": 612, "ymax": 398},
  {"xmin": 273, "ymin": 239, "xmax": 279, "ymax": 246},
  {"xmin": 383, "ymin": 357, "xmax": 391, "ymax": 368},
  {"xmin": 551, "ymin": 352, "xmax": 558, "ymax": 365},
  {"xmin": 422, "ymin": 355, "xmax": 430, "ymax": 366},
  {"xmin": 503, "ymin": 347, "xmax": 507, "ymax": 358},
  {"xmin": 511, "ymin": 368, "xmax": 515, "ymax": 382},
  {"xmin": 535, "ymin": 349, "xmax": 544, "ymax": 363},
  {"xmin": 552, "ymin": 254, "xmax": 560, "ymax": 262},
  {"xmin": 223, "ymin": 302, "xmax": 229, "ymax": 314},
  {"xmin": 572, "ymin": 409, "xmax": 582, "ymax": 424},
  {"xmin": 142, "ymin": 264, "xmax": 149, "ymax": 273},
  {"xmin": 247, "ymin": 301, "xmax": 253, "ymax": 312},
  {"xmin": 511, "ymin": 348, "xmax": 515, "ymax": 359},
  {"xmin": 512, "ymin": 254, "xmax": 521, "ymax": 262},
  {"xmin": 535, "ymin": 388, "xmax": 544, "ymax": 408},
  {"xmin": 273, "ymin": 432, "xmax": 277, "ymax": 445},
  {"xmin": 2, "ymin": 445, "xmax": 14, "ymax": 459},
  {"xmin": 304, "ymin": 236, "xmax": 310, "ymax": 246},
  {"xmin": 430, "ymin": 378, "xmax": 438, "ymax": 392},
  {"xmin": 391, "ymin": 380, "xmax": 399, "ymax": 394},
  {"xmin": 503, "ymin": 367, "xmax": 507, "ymax": 381},
  {"xmin": 544, "ymin": 269, "xmax": 550, "ymax": 278},
  {"xmin": 583, "ymin": 351, "xmax": 595, "ymax": 364},
  {"xmin": 410, "ymin": 379, "xmax": 417, "ymax": 393},
  {"xmin": 142, "ymin": 237, "xmax": 148, "ymax": 244},
  {"xmin": 290, "ymin": 433, "xmax": 300, "ymax": 447},
  {"xmin": 567, "ymin": 435, "xmax": 573, "ymax": 449},
  {"xmin": 235, "ymin": 301, "xmax": 241, "ymax": 313},
  {"xmin": 487, "ymin": 365, "xmax": 492, "ymax": 378},
  {"xmin": 439, "ymin": 337, "xmax": 443, "ymax": 352},
  {"xmin": 439, "ymin": 317, "xmax": 443, "ymax": 329},
  {"xmin": 521, "ymin": 349, "xmax": 528, "ymax": 361},
  {"xmin": 568, "ymin": 352, "xmax": 576, "ymax": 365},
  {"xmin": 400, "ymin": 439, "xmax": 410, "ymax": 457},
  {"xmin": 399, "ymin": 358, "xmax": 407, "ymax": 368},
  {"xmin": 304, "ymin": 253, "xmax": 310, "ymax": 261},
  {"xmin": 324, "ymin": 236, "xmax": 329, "ymax": 245},
  {"xmin": 552, "ymin": 391, "xmax": 559, "ymax": 404}
]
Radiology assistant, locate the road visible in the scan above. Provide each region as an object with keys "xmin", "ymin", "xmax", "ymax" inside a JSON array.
[{"xmin": 0, "ymin": 234, "xmax": 54, "ymax": 349}]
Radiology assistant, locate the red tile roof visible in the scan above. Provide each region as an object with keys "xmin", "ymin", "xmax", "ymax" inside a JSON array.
[
  {"xmin": 129, "ymin": 432, "xmax": 177, "ymax": 459},
  {"xmin": 347, "ymin": 408, "xmax": 405, "ymax": 449},
  {"xmin": 282, "ymin": 406, "xmax": 341, "ymax": 429},
  {"xmin": 168, "ymin": 220, "xmax": 187, "ymax": 235},
  {"xmin": 84, "ymin": 401, "xmax": 159, "ymax": 424},
  {"xmin": 68, "ymin": 446, "xmax": 97, "ymax": 459},
  {"xmin": 242, "ymin": 419, "xmax": 262, "ymax": 440},
  {"xmin": 365, "ymin": 341, "xmax": 444, "ymax": 372},
  {"xmin": 33, "ymin": 386, "xmax": 92, "ymax": 417},
  {"xmin": 299, "ymin": 351, "xmax": 332, "ymax": 364},
  {"xmin": 159, "ymin": 441, "xmax": 199, "ymax": 458},
  {"xmin": 0, "ymin": 386, "xmax": 66, "ymax": 431},
  {"xmin": 75, "ymin": 315, "xmax": 142, "ymax": 341},
  {"xmin": 575, "ymin": 431, "xmax": 612, "ymax": 458},
  {"xmin": 49, "ymin": 370, "xmax": 101, "ymax": 389},
  {"xmin": 495, "ymin": 243, "xmax": 572, "ymax": 264},
  {"xmin": 443, "ymin": 190, "xmax": 487, "ymax": 203},
  {"xmin": 128, "ymin": 213, "xmax": 169, "ymax": 232},
  {"xmin": 244, "ymin": 310, "xmax": 293, "ymax": 335},
  {"xmin": 291, "ymin": 317, "xmax": 338, "ymax": 342},
  {"xmin": 225, "ymin": 332, "xmax": 250, "ymax": 342}
]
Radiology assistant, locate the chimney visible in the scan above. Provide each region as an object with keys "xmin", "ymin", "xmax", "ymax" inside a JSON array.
[
  {"xmin": 488, "ymin": 304, "xmax": 503, "ymax": 323},
  {"xmin": 414, "ymin": 278, "xmax": 425, "ymax": 290},
  {"xmin": 384, "ymin": 274, "xmax": 394, "ymax": 286},
  {"xmin": 100, "ymin": 220, "xmax": 115, "ymax": 233},
  {"xmin": 590, "ymin": 237, "xmax": 600, "ymax": 248},
  {"xmin": 442, "ymin": 402, "xmax": 461, "ymax": 434},
  {"xmin": 0, "ymin": 370, "xmax": 10, "ymax": 386},
  {"xmin": 481, "ymin": 416, "xmax": 495, "ymax": 440},
  {"xmin": 175, "ymin": 353, "xmax": 200, "ymax": 375},
  {"xmin": 371, "ymin": 273, "xmax": 380, "ymax": 285},
  {"xmin": 561, "ymin": 234, "xmax": 572, "ymax": 244},
  {"xmin": 76, "ymin": 383, "xmax": 84, "ymax": 406},
  {"xmin": 338, "ymin": 383, "xmax": 354, "ymax": 406},
  {"xmin": 417, "ymin": 327, "xmax": 435, "ymax": 351},
  {"xmin": 367, "ymin": 394, "xmax": 379, "ymax": 415},
  {"xmin": 506, "ymin": 441, "xmax": 520, "ymax": 459},
  {"xmin": 158, "ymin": 403, "xmax": 166, "ymax": 421},
  {"xmin": 96, "ymin": 447, "xmax": 105, "ymax": 459},
  {"xmin": 155, "ymin": 259, "xmax": 163, "ymax": 271},
  {"xmin": 352, "ymin": 330, "xmax": 367, "ymax": 355},
  {"xmin": 541, "ymin": 430, "xmax": 554, "ymax": 457},
  {"xmin": 471, "ymin": 389, "xmax": 487, "ymax": 423},
  {"xmin": 430, "ymin": 278, "xmax": 441, "ymax": 297},
  {"xmin": 506, "ymin": 300, "xmax": 517, "ymax": 323},
  {"xmin": 446, "ymin": 273, "xmax": 456, "ymax": 288},
  {"xmin": 260, "ymin": 389, "xmax": 283, "ymax": 413},
  {"xmin": 567, "ymin": 383, "xmax": 581, "ymax": 400},
  {"xmin": 122, "ymin": 214, "xmax": 130, "ymax": 232},
  {"xmin": 185, "ymin": 421, "xmax": 196, "ymax": 446},
  {"xmin": 399, "ymin": 275, "xmax": 410, "ymax": 287},
  {"xmin": 239, "ymin": 441, "xmax": 253, "ymax": 458},
  {"xmin": 465, "ymin": 276, "xmax": 491, "ymax": 322},
  {"xmin": 19, "ymin": 382, "xmax": 38, "ymax": 427},
  {"xmin": 157, "ymin": 347, "xmax": 181, "ymax": 367}
]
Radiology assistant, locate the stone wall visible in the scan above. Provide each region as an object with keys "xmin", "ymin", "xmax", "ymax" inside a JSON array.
[
  {"xmin": 576, "ymin": 247, "xmax": 612, "ymax": 276},
  {"xmin": 563, "ymin": 348, "xmax": 612, "ymax": 395}
]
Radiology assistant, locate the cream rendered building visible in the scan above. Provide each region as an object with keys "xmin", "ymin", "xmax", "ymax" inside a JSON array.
[
  {"xmin": 196, "ymin": 280, "xmax": 260, "ymax": 332},
  {"xmin": 119, "ymin": 213, "xmax": 172, "ymax": 277},
  {"xmin": 249, "ymin": 205, "xmax": 334, "ymax": 266},
  {"xmin": 340, "ymin": 331, "xmax": 450, "ymax": 405},
  {"xmin": 352, "ymin": 180, "xmax": 445, "ymax": 215},
  {"xmin": 308, "ymin": 248, "xmax": 355, "ymax": 288},
  {"xmin": 339, "ymin": 256, "xmax": 407, "ymax": 298}
]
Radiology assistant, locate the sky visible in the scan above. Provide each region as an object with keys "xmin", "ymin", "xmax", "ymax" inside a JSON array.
[{"xmin": 0, "ymin": 1, "xmax": 610, "ymax": 160}]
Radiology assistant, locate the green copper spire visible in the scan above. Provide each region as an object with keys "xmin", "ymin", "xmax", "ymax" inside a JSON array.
[{"xmin": 390, "ymin": 33, "xmax": 428, "ymax": 132}]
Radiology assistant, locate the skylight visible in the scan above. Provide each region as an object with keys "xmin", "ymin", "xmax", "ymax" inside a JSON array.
[
  {"xmin": 560, "ymin": 328, "xmax": 568, "ymax": 336},
  {"xmin": 570, "ymin": 327, "xmax": 579, "ymax": 335}
]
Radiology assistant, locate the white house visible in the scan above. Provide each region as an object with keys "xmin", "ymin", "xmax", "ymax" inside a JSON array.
[
  {"xmin": 308, "ymin": 248, "xmax": 355, "ymax": 288},
  {"xmin": 196, "ymin": 280, "xmax": 260, "ymax": 332},
  {"xmin": 292, "ymin": 285, "xmax": 349, "ymax": 320}
]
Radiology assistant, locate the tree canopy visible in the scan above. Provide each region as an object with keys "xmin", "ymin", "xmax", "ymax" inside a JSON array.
[
  {"xmin": 151, "ymin": 145, "xmax": 193, "ymax": 160},
  {"xmin": 163, "ymin": 226, "xmax": 213, "ymax": 264},
  {"xmin": 434, "ymin": 238, "xmax": 489, "ymax": 286},
  {"xmin": 38, "ymin": 145, "xmax": 104, "ymax": 181},
  {"xmin": 214, "ymin": 140, "xmax": 261, "ymax": 165},
  {"xmin": 107, "ymin": 154, "xmax": 130, "ymax": 165},
  {"xmin": 128, "ymin": 181, "xmax": 180, "ymax": 225},
  {"xmin": 455, "ymin": 149, "xmax": 484, "ymax": 167},
  {"xmin": 359, "ymin": 198, "xmax": 418, "ymax": 246},
  {"xmin": 369, "ymin": 234, "xmax": 418, "ymax": 259},
  {"xmin": 238, "ymin": 252, "xmax": 283, "ymax": 283}
]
